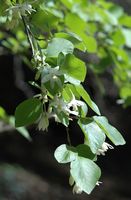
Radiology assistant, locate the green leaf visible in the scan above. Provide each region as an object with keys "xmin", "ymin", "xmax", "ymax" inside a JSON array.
[
  {"xmin": 61, "ymin": 54, "xmax": 86, "ymax": 82},
  {"xmin": 122, "ymin": 28, "xmax": 131, "ymax": 48},
  {"xmin": 76, "ymin": 144, "xmax": 96, "ymax": 160},
  {"xmin": 57, "ymin": 52, "xmax": 65, "ymax": 66},
  {"xmin": 70, "ymin": 157, "xmax": 101, "ymax": 194},
  {"xmin": 93, "ymin": 116, "xmax": 126, "ymax": 145},
  {"xmin": 65, "ymin": 13, "xmax": 87, "ymax": 35},
  {"xmin": 9, "ymin": 116, "xmax": 32, "ymax": 141},
  {"xmin": 55, "ymin": 32, "xmax": 82, "ymax": 45},
  {"xmin": 16, "ymin": 127, "xmax": 32, "ymax": 141},
  {"xmin": 110, "ymin": 29, "xmax": 125, "ymax": 46},
  {"xmin": 110, "ymin": 47, "xmax": 128, "ymax": 63},
  {"xmin": 119, "ymin": 15, "xmax": 131, "ymax": 28},
  {"xmin": 75, "ymin": 85, "xmax": 100, "ymax": 115},
  {"xmin": 46, "ymin": 38, "xmax": 74, "ymax": 57},
  {"xmin": 78, "ymin": 118, "xmax": 106, "ymax": 154},
  {"xmin": 44, "ymin": 75, "xmax": 64, "ymax": 95},
  {"xmin": 81, "ymin": 33, "xmax": 97, "ymax": 53},
  {"xmin": 15, "ymin": 98, "xmax": 42, "ymax": 127},
  {"xmin": 31, "ymin": 9, "xmax": 60, "ymax": 32},
  {"xmin": 62, "ymin": 84, "xmax": 80, "ymax": 102},
  {"xmin": 54, "ymin": 144, "xmax": 77, "ymax": 163},
  {"xmin": 65, "ymin": 13, "xmax": 97, "ymax": 52},
  {"xmin": 0, "ymin": 106, "xmax": 6, "ymax": 119},
  {"xmin": 57, "ymin": 111, "xmax": 69, "ymax": 127}
]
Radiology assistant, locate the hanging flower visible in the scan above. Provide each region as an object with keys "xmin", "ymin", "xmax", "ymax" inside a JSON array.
[
  {"xmin": 67, "ymin": 94, "xmax": 85, "ymax": 113},
  {"xmin": 50, "ymin": 93, "xmax": 85, "ymax": 118},
  {"xmin": 97, "ymin": 142, "xmax": 114, "ymax": 156},
  {"xmin": 41, "ymin": 66, "xmax": 63, "ymax": 89},
  {"xmin": 96, "ymin": 181, "xmax": 102, "ymax": 186},
  {"xmin": 38, "ymin": 112, "xmax": 49, "ymax": 132},
  {"xmin": 73, "ymin": 184, "xmax": 83, "ymax": 194},
  {"xmin": 50, "ymin": 96, "xmax": 69, "ymax": 114}
]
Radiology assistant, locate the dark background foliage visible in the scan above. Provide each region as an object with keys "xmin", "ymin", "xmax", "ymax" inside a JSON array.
[{"xmin": 0, "ymin": 1, "xmax": 131, "ymax": 199}]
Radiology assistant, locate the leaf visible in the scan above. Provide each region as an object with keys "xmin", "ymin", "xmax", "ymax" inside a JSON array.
[
  {"xmin": 119, "ymin": 15, "xmax": 131, "ymax": 28},
  {"xmin": 80, "ymin": 33, "xmax": 97, "ymax": 53},
  {"xmin": 61, "ymin": 54, "xmax": 86, "ymax": 82},
  {"xmin": 31, "ymin": 9, "xmax": 60, "ymax": 32},
  {"xmin": 54, "ymin": 144, "xmax": 77, "ymax": 163},
  {"xmin": 16, "ymin": 127, "xmax": 32, "ymax": 141},
  {"xmin": 93, "ymin": 116, "xmax": 126, "ymax": 145},
  {"xmin": 0, "ymin": 106, "xmax": 6, "ymax": 119},
  {"xmin": 78, "ymin": 118, "xmax": 106, "ymax": 154},
  {"xmin": 110, "ymin": 29, "xmax": 125, "ymax": 46},
  {"xmin": 55, "ymin": 32, "xmax": 82, "ymax": 45},
  {"xmin": 65, "ymin": 13, "xmax": 97, "ymax": 52},
  {"xmin": 75, "ymin": 85, "xmax": 100, "ymax": 115},
  {"xmin": 62, "ymin": 84, "xmax": 80, "ymax": 102},
  {"xmin": 122, "ymin": 28, "xmax": 131, "ymax": 48},
  {"xmin": 46, "ymin": 38, "xmax": 74, "ymax": 57},
  {"xmin": 57, "ymin": 111, "xmax": 69, "ymax": 127},
  {"xmin": 9, "ymin": 116, "xmax": 32, "ymax": 141},
  {"xmin": 44, "ymin": 75, "xmax": 64, "ymax": 95},
  {"xmin": 65, "ymin": 13, "xmax": 87, "ymax": 35},
  {"xmin": 15, "ymin": 98, "xmax": 42, "ymax": 127},
  {"xmin": 57, "ymin": 52, "xmax": 65, "ymax": 66},
  {"xmin": 76, "ymin": 144, "xmax": 96, "ymax": 160},
  {"xmin": 70, "ymin": 157, "xmax": 101, "ymax": 194}
]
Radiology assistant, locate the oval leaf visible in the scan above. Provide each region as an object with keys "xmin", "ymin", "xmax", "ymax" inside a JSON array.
[
  {"xmin": 78, "ymin": 119, "xmax": 106, "ymax": 154},
  {"xmin": 46, "ymin": 38, "xmax": 74, "ymax": 57},
  {"xmin": 70, "ymin": 157, "xmax": 101, "ymax": 194},
  {"xmin": 54, "ymin": 144, "xmax": 77, "ymax": 164},
  {"xmin": 15, "ymin": 98, "xmax": 42, "ymax": 127}
]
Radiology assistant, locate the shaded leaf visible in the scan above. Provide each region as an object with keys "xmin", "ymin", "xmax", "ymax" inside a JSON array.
[{"xmin": 15, "ymin": 98, "xmax": 42, "ymax": 127}]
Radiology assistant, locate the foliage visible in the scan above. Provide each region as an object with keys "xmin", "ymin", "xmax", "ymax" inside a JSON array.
[{"xmin": 0, "ymin": 0, "xmax": 128, "ymax": 194}]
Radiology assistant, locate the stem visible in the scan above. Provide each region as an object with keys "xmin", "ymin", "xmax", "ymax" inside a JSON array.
[
  {"xmin": 21, "ymin": 15, "xmax": 35, "ymax": 56},
  {"xmin": 22, "ymin": 17, "xmax": 45, "ymax": 65}
]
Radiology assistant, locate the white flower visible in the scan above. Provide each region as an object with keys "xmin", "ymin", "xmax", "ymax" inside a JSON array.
[
  {"xmin": 50, "ymin": 96, "xmax": 68, "ymax": 114},
  {"xmin": 38, "ymin": 113, "xmax": 49, "ymax": 132},
  {"xmin": 68, "ymin": 94, "xmax": 85, "ymax": 112},
  {"xmin": 97, "ymin": 142, "xmax": 114, "ymax": 156},
  {"xmin": 96, "ymin": 181, "xmax": 102, "ymax": 186},
  {"xmin": 50, "ymin": 94, "xmax": 85, "ymax": 118},
  {"xmin": 34, "ymin": 51, "xmax": 46, "ymax": 64},
  {"xmin": 73, "ymin": 184, "xmax": 83, "ymax": 194},
  {"xmin": 50, "ymin": 95, "xmax": 81, "ymax": 117},
  {"xmin": 41, "ymin": 66, "xmax": 63, "ymax": 89}
]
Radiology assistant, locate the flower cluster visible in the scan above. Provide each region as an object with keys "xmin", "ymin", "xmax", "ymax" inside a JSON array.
[
  {"xmin": 38, "ymin": 94, "xmax": 85, "ymax": 131},
  {"xmin": 50, "ymin": 94, "xmax": 84, "ymax": 116}
]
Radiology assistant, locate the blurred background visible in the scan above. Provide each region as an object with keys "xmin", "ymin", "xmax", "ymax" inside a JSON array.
[{"xmin": 0, "ymin": 0, "xmax": 131, "ymax": 200}]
